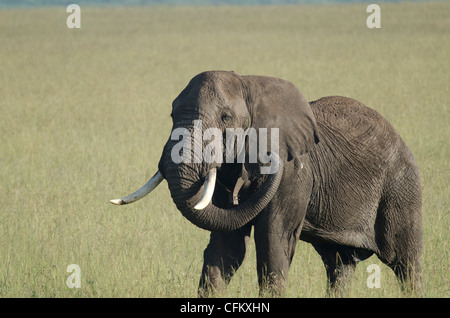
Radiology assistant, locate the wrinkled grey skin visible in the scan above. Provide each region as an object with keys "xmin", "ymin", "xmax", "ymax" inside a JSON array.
[{"xmin": 155, "ymin": 71, "xmax": 422, "ymax": 296}]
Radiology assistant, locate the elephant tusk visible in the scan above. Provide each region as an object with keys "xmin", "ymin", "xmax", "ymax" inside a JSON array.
[
  {"xmin": 194, "ymin": 168, "xmax": 217, "ymax": 210},
  {"xmin": 110, "ymin": 170, "xmax": 164, "ymax": 205}
]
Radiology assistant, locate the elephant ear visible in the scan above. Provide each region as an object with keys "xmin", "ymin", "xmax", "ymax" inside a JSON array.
[{"xmin": 244, "ymin": 75, "xmax": 320, "ymax": 162}]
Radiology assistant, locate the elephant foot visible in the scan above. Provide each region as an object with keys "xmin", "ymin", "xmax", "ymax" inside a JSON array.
[
  {"xmin": 197, "ymin": 265, "xmax": 227, "ymax": 298},
  {"xmin": 257, "ymin": 271, "xmax": 286, "ymax": 298}
]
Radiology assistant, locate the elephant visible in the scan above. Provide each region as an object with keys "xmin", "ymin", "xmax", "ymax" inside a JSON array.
[{"xmin": 111, "ymin": 71, "xmax": 423, "ymax": 297}]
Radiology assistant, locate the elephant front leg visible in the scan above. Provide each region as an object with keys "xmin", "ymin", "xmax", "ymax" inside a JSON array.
[
  {"xmin": 254, "ymin": 223, "xmax": 302, "ymax": 297},
  {"xmin": 198, "ymin": 224, "xmax": 252, "ymax": 297}
]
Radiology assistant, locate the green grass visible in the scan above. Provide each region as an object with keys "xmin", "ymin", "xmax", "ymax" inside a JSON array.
[{"xmin": 0, "ymin": 3, "xmax": 448, "ymax": 297}]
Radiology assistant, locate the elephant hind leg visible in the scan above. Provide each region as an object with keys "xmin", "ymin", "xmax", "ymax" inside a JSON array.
[
  {"xmin": 375, "ymin": 181, "xmax": 423, "ymax": 296},
  {"xmin": 313, "ymin": 243, "xmax": 373, "ymax": 296},
  {"xmin": 377, "ymin": 243, "xmax": 422, "ymax": 296},
  {"xmin": 388, "ymin": 261, "xmax": 422, "ymax": 296}
]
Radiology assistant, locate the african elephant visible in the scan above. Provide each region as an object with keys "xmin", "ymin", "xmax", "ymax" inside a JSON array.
[{"xmin": 111, "ymin": 71, "xmax": 423, "ymax": 296}]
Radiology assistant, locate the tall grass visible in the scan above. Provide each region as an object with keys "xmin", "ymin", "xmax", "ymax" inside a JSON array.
[{"xmin": 0, "ymin": 3, "xmax": 448, "ymax": 297}]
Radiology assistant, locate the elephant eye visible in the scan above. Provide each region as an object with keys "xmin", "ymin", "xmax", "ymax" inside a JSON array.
[{"xmin": 221, "ymin": 112, "xmax": 232, "ymax": 124}]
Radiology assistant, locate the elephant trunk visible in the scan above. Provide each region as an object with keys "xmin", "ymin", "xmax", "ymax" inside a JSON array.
[
  {"xmin": 112, "ymin": 123, "xmax": 284, "ymax": 232},
  {"xmin": 162, "ymin": 153, "xmax": 283, "ymax": 232}
]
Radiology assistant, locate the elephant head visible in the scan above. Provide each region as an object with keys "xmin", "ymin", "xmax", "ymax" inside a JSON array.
[{"xmin": 111, "ymin": 71, "xmax": 319, "ymax": 232}]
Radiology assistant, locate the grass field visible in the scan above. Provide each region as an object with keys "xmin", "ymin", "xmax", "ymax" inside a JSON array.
[{"xmin": 0, "ymin": 2, "xmax": 448, "ymax": 298}]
